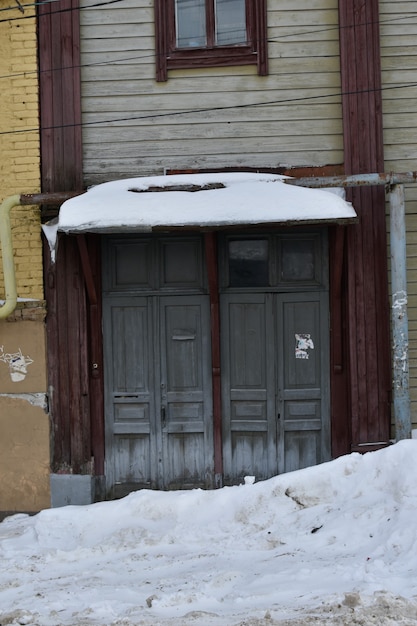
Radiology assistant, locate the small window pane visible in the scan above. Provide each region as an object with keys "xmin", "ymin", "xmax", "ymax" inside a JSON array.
[
  {"xmin": 215, "ymin": 0, "xmax": 247, "ymax": 44},
  {"xmin": 113, "ymin": 242, "xmax": 152, "ymax": 288},
  {"xmin": 161, "ymin": 240, "xmax": 203, "ymax": 288},
  {"xmin": 281, "ymin": 239, "xmax": 316, "ymax": 282},
  {"xmin": 175, "ymin": 0, "xmax": 206, "ymax": 48},
  {"xmin": 229, "ymin": 239, "xmax": 269, "ymax": 287}
]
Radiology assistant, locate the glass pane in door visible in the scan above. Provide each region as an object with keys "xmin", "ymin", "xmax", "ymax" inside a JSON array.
[
  {"xmin": 281, "ymin": 238, "xmax": 316, "ymax": 282},
  {"xmin": 228, "ymin": 239, "xmax": 269, "ymax": 287}
]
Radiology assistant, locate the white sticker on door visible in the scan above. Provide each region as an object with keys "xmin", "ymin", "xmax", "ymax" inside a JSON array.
[{"xmin": 295, "ymin": 333, "xmax": 314, "ymax": 360}]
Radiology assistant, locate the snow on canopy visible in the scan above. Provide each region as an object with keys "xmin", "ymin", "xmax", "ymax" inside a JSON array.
[{"xmin": 55, "ymin": 172, "xmax": 357, "ymax": 233}]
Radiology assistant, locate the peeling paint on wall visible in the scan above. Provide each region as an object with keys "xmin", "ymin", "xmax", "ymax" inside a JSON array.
[
  {"xmin": 392, "ymin": 290, "xmax": 408, "ymax": 311},
  {"xmin": 295, "ymin": 333, "xmax": 314, "ymax": 359},
  {"xmin": 392, "ymin": 291, "xmax": 410, "ymax": 380},
  {"xmin": 0, "ymin": 392, "xmax": 47, "ymax": 409},
  {"xmin": 0, "ymin": 346, "xmax": 34, "ymax": 382}
]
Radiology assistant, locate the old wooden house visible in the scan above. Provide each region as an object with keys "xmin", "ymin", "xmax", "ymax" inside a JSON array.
[{"xmin": 8, "ymin": 0, "xmax": 413, "ymax": 506}]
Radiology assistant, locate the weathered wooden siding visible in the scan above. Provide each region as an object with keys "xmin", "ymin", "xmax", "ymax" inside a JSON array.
[
  {"xmin": 79, "ymin": 0, "xmax": 343, "ymax": 185},
  {"xmin": 380, "ymin": 1, "xmax": 417, "ymax": 431}
]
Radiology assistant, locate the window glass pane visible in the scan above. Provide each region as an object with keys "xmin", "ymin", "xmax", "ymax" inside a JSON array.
[
  {"xmin": 175, "ymin": 0, "xmax": 206, "ymax": 48},
  {"xmin": 281, "ymin": 239, "xmax": 316, "ymax": 282},
  {"xmin": 215, "ymin": 0, "xmax": 247, "ymax": 44},
  {"xmin": 229, "ymin": 239, "xmax": 269, "ymax": 287}
]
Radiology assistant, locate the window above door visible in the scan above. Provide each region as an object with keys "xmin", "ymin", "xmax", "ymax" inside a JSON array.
[
  {"xmin": 154, "ymin": 0, "xmax": 268, "ymax": 81},
  {"xmin": 221, "ymin": 231, "xmax": 328, "ymax": 291}
]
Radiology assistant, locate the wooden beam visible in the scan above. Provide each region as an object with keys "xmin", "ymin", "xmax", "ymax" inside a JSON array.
[{"xmin": 204, "ymin": 232, "xmax": 223, "ymax": 486}]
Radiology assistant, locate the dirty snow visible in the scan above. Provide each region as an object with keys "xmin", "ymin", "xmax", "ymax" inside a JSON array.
[{"xmin": 2, "ymin": 441, "xmax": 417, "ymax": 625}]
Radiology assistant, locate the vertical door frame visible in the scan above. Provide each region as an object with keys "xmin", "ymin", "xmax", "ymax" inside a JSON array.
[{"xmin": 204, "ymin": 233, "xmax": 224, "ymax": 486}]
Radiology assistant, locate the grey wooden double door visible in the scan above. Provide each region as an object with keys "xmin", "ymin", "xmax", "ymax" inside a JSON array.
[
  {"xmin": 221, "ymin": 291, "xmax": 330, "ymax": 484},
  {"xmin": 103, "ymin": 233, "xmax": 330, "ymax": 495}
]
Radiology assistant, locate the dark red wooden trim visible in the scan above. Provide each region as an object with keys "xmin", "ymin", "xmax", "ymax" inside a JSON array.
[
  {"xmin": 166, "ymin": 50, "xmax": 258, "ymax": 71},
  {"xmin": 44, "ymin": 235, "xmax": 91, "ymax": 473},
  {"xmin": 77, "ymin": 235, "xmax": 98, "ymax": 305},
  {"xmin": 204, "ymin": 233, "xmax": 223, "ymax": 484},
  {"xmin": 38, "ymin": 0, "xmax": 83, "ymax": 192},
  {"xmin": 206, "ymin": 0, "xmax": 215, "ymax": 48},
  {"xmin": 67, "ymin": 242, "xmax": 90, "ymax": 472},
  {"xmin": 329, "ymin": 226, "xmax": 345, "ymax": 373},
  {"xmin": 167, "ymin": 164, "xmax": 345, "ymax": 177},
  {"xmin": 84, "ymin": 236, "xmax": 105, "ymax": 476},
  {"xmin": 44, "ymin": 234, "xmax": 104, "ymax": 477},
  {"xmin": 155, "ymin": 0, "xmax": 267, "ymax": 81},
  {"xmin": 43, "ymin": 234, "xmax": 62, "ymax": 468},
  {"xmin": 338, "ymin": 0, "xmax": 391, "ymax": 451},
  {"xmin": 329, "ymin": 226, "xmax": 351, "ymax": 458},
  {"xmin": 77, "ymin": 235, "xmax": 105, "ymax": 475},
  {"xmin": 154, "ymin": 0, "xmax": 168, "ymax": 82},
  {"xmin": 39, "ymin": 0, "xmax": 95, "ymax": 476},
  {"xmin": 256, "ymin": 0, "xmax": 268, "ymax": 76},
  {"xmin": 339, "ymin": 0, "xmax": 384, "ymax": 174}
]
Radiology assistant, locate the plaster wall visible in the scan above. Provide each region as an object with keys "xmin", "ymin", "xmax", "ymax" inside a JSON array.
[
  {"xmin": 0, "ymin": 0, "xmax": 47, "ymax": 512},
  {"xmin": 0, "ymin": 309, "xmax": 50, "ymax": 512}
]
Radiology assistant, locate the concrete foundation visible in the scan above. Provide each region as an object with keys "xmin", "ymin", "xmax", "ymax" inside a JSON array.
[{"xmin": 50, "ymin": 474, "xmax": 95, "ymax": 507}]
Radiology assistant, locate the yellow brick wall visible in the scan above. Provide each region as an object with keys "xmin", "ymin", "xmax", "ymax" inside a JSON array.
[
  {"xmin": 0, "ymin": 2, "xmax": 49, "ymax": 513},
  {"xmin": 0, "ymin": 1, "xmax": 42, "ymax": 302}
]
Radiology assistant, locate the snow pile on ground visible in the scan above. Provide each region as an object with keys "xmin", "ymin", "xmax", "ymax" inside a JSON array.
[{"xmin": 2, "ymin": 441, "xmax": 417, "ymax": 625}]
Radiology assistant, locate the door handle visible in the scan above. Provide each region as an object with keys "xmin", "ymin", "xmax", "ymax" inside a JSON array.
[{"xmin": 161, "ymin": 405, "xmax": 166, "ymax": 428}]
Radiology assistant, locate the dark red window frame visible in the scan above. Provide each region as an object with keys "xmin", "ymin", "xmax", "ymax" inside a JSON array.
[{"xmin": 155, "ymin": 0, "xmax": 268, "ymax": 82}]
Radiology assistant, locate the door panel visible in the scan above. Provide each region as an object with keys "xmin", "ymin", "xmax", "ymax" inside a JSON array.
[
  {"xmin": 277, "ymin": 292, "xmax": 330, "ymax": 474},
  {"xmin": 113, "ymin": 435, "xmax": 152, "ymax": 491},
  {"xmin": 103, "ymin": 297, "xmax": 156, "ymax": 495},
  {"xmin": 221, "ymin": 294, "xmax": 276, "ymax": 484},
  {"xmin": 103, "ymin": 294, "xmax": 213, "ymax": 495},
  {"xmin": 160, "ymin": 296, "xmax": 214, "ymax": 489},
  {"xmin": 221, "ymin": 291, "xmax": 330, "ymax": 484}
]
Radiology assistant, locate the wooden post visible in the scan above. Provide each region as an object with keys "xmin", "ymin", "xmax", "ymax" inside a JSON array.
[{"xmin": 204, "ymin": 233, "xmax": 223, "ymax": 486}]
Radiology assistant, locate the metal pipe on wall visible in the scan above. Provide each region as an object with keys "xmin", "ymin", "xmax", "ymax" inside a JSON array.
[
  {"xmin": 0, "ymin": 195, "xmax": 21, "ymax": 319},
  {"xmin": 390, "ymin": 184, "xmax": 412, "ymax": 440}
]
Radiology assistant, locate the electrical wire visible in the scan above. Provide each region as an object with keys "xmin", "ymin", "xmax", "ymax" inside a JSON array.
[
  {"xmin": 0, "ymin": 0, "xmax": 415, "ymax": 136},
  {"xmin": 1, "ymin": 10, "xmax": 417, "ymax": 82},
  {"xmin": 0, "ymin": 81, "xmax": 416, "ymax": 136},
  {"xmin": 0, "ymin": 0, "xmax": 126, "ymax": 21},
  {"xmin": 0, "ymin": 0, "xmax": 62, "ymax": 12}
]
